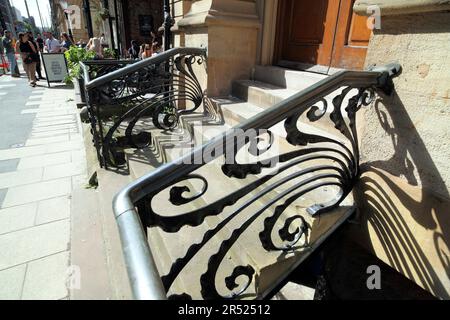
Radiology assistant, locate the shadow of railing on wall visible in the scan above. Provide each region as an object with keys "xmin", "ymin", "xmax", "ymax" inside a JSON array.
[{"xmin": 353, "ymin": 91, "xmax": 450, "ymax": 299}]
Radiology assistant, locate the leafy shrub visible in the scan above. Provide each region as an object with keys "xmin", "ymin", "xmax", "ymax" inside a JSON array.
[
  {"xmin": 64, "ymin": 46, "xmax": 96, "ymax": 84},
  {"xmin": 103, "ymin": 48, "xmax": 117, "ymax": 59}
]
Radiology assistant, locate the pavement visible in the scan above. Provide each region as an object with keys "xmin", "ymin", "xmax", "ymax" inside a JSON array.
[{"xmin": 0, "ymin": 68, "xmax": 87, "ymax": 299}]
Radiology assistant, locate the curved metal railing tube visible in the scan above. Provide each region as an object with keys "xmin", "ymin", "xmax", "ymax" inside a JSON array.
[
  {"xmin": 81, "ymin": 47, "xmax": 208, "ymax": 168},
  {"xmin": 113, "ymin": 63, "xmax": 401, "ymax": 300},
  {"xmin": 85, "ymin": 47, "xmax": 207, "ymax": 90}
]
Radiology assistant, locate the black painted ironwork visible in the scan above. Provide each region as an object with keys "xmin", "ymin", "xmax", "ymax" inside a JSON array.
[
  {"xmin": 112, "ymin": 63, "xmax": 402, "ymax": 300},
  {"xmin": 82, "ymin": 47, "xmax": 207, "ymax": 168},
  {"xmin": 80, "ymin": 59, "xmax": 137, "ymax": 168},
  {"xmin": 163, "ymin": 0, "xmax": 174, "ymax": 52}
]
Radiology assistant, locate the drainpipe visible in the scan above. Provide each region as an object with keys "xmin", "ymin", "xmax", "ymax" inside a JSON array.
[
  {"xmin": 64, "ymin": 11, "xmax": 74, "ymax": 40},
  {"xmin": 113, "ymin": 0, "xmax": 121, "ymax": 56},
  {"xmin": 102, "ymin": 0, "xmax": 115, "ymax": 50},
  {"xmin": 83, "ymin": 0, "xmax": 94, "ymax": 38},
  {"xmin": 163, "ymin": 0, "xmax": 172, "ymax": 52}
]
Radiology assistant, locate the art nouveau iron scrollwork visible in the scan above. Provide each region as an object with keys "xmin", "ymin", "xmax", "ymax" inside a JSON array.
[
  {"xmin": 112, "ymin": 63, "xmax": 402, "ymax": 300},
  {"xmin": 83, "ymin": 47, "xmax": 207, "ymax": 168}
]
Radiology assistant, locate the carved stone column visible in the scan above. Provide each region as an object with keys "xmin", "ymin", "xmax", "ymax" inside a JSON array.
[{"xmin": 176, "ymin": 0, "xmax": 261, "ymax": 97}]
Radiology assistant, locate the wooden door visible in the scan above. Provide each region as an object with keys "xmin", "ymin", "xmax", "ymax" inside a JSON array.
[
  {"xmin": 275, "ymin": 0, "xmax": 371, "ymax": 71},
  {"xmin": 275, "ymin": 0, "xmax": 341, "ymax": 67},
  {"xmin": 330, "ymin": 0, "xmax": 371, "ymax": 69}
]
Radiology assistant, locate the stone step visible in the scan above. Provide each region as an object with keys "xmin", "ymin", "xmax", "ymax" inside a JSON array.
[
  {"xmin": 212, "ymin": 97, "xmax": 348, "ymax": 145},
  {"xmin": 70, "ymin": 187, "xmax": 113, "ymax": 299},
  {"xmin": 95, "ymin": 169, "xmax": 135, "ymax": 299},
  {"xmin": 253, "ymin": 65, "xmax": 327, "ymax": 91},
  {"xmin": 232, "ymin": 76, "xmax": 357, "ymax": 119},
  {"xmin": 233, "ymin": 80, "xmax": 298, "ymax": 110}
]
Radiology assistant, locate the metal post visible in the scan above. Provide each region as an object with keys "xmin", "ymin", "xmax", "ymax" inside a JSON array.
[
  {"xmin": 36, "ymin": 0, "xmax": 46, "ymax": 32},
  {"xmin": 24, "ymin": 0, "xmax": 32, "ymax": 21},
  {"xmin": 163, "ymin": 0, "xmax": 173, "ymax": 106}
]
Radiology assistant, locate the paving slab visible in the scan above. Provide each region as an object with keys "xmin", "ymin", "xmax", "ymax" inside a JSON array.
[
  {"xmin": 0, "ymin": 168, "xmax": 43, "ymax": 189},
  {"xmin": 0, "ymin": 159, "xmax": 19, "ymax": 174},
  {"xmin": 17, "ymin": 152, "xmax": 72, "ymax": 170},
  {"xmin": 36, "ymin": 196, "xmax": 71, "ymax": 225},
  {"xmin": 21, "ymin": 251, "xmax": 70, "ymax": 300},
  {"xmin": 43, "ymin": 162, "xmax": 86, "ymax": 181},
  {"xmin": 2, "ymin": 178, "xmax": 72, "ymax": 208},
  {"xmin": 0, "ymin": 219, "xmax": 70, "ymax": 270},
  {"xmin": 0, "ymin": 140, "xmax": 83, "ymax": 161},
  {"xmin": 0, "ymin": 203, "xmax": 37, "ymax": 235},
  {"xmin": 0, "ymin": 264, "xmax": 27, "ymax": 299},
  {"xmin": 31, "ymin": 129, "xmax": 75, "ymax": 138},
  {"xmin": 25, "ymin": 135, "xmax": 70, "ymax": 147}
]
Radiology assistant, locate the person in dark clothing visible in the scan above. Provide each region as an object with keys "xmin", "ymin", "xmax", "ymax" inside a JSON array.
[
  {"xmin": 16, "ymin": 32, "xmax": 39, "ymax": 86},
  {"xmin": 27, "ymin": 32, "xmax": 44, "ymax": 80},
  {"xmin": 61, "ymin": 33, "xmax": 73, "ymax": 52},
  {"xmin": 128, "ymin": 40, "xmax": 140, "ymax": 60},
  {"xmin": 2, "ymin": 30, "xmax": 20, "ymax": 77},
  {"xmin": 36, "ymin": 34, "xmax": 44, "ymax": 52}
]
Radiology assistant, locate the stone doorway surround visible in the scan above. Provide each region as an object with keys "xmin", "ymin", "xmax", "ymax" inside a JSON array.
[
  {"xmin": 259, "ymin": 0, "xmax": 450, "ymax": 67},
  {"xmin": 175, "ymin": 0, "xmax": 261, "ymax": 97}
]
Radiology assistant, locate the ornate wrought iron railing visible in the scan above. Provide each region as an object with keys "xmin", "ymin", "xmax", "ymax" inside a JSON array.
[
  {"xmin": 81, "ymin": 59, "xmax": 137, "ymax": 82},
  {"xmin": 82, "ymin": 47, "xmax": 207, "ymax": 169},
  {"xmin": 78, "ymin": 60, "xmax": 135, "ymax": 106},
  {"xmin": 112, "ymin": 63, "xmax": 401, "ymax": 300}
]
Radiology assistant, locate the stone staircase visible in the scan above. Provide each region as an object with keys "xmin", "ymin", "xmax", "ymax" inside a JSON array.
[{"xmin": 71, "ymin": 65, "xmax": 357, "ymax": 299}]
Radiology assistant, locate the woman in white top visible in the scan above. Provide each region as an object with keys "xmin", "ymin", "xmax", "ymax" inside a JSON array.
[{"xmin": 86, "ymin": 37, "xmax": 103, "ymax": 59}]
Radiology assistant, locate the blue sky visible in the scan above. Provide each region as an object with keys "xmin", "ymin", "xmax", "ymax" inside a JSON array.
[{"xmin": 10, "ymin": 0, "xmax": 52, "ymax": 29}]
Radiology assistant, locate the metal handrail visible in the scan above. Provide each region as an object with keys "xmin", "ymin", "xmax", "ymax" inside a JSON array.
[
  {"xmin": 85, "ymin": 47, "xmax": 207, "ymax": 90},
  {"xmin": 80, "ymin": 59, "xmax": 136, "ymax": 83},
  {"xmin": 112, "ymin": 63, "xmax": 401, "ymax": 300}
]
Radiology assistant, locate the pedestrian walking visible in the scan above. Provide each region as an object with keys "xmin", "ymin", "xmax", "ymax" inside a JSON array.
[
  {"xmin": 16, "ymin": 32, "xmax": 39, "ymax": 87},
  {"xmin": 2, "ymin": 30, "xmax": 20, "ymax": 77}
]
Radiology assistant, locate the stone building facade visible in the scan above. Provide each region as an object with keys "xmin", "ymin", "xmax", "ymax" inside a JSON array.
[
  {"xmin": 121, "ymin": 0, "xmax": 163, "ymax": 48},
  {"xmin": 51, "ymin": 0, "xmax": 163, "ymax": 54},
  {"xmin": 0, "ymin": 0, "xmax": 16, "ymax": 35}
]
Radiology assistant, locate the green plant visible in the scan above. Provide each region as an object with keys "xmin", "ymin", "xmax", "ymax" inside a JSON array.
[
  {"xmin": 99, "ymin": 8, "xmax": 110, "ymax": 20},
  {"xmin": 64, "ymin": 46, "xmax": 96, "ymax": 84},
  {"xmin": 94, "ymin": 8, "xmax": 110, "ymax": 26},
  {"xmin": 103, "ymin": 48, "xmax": 117, "ymax": 59}
]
